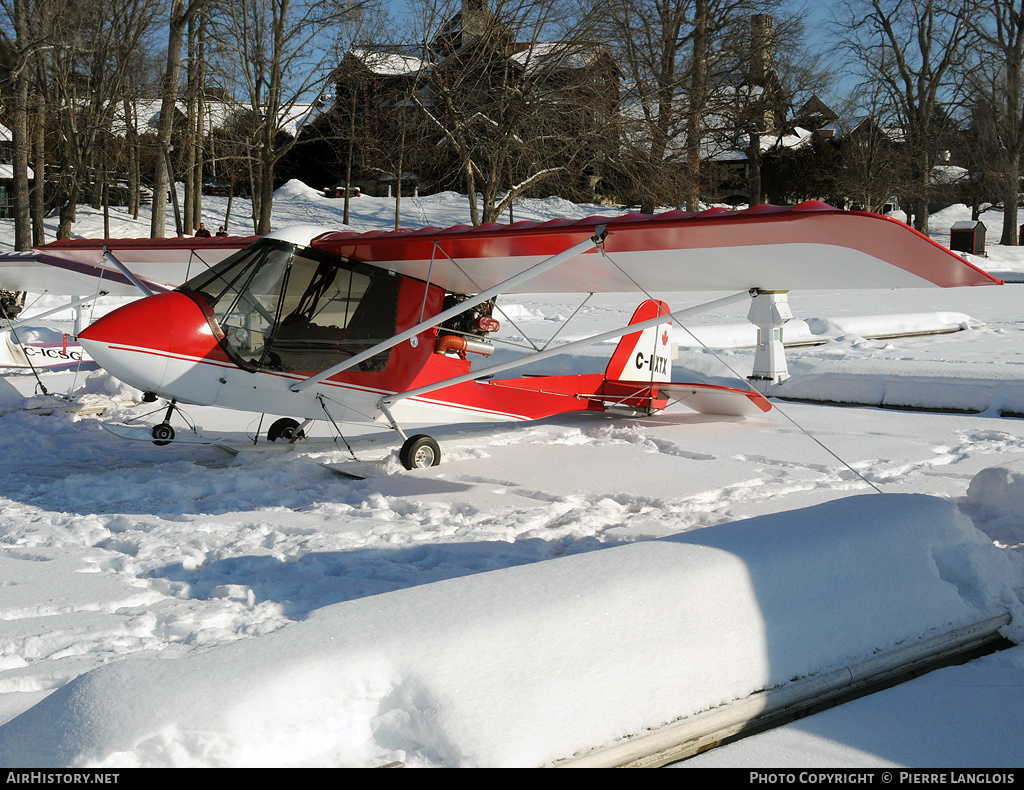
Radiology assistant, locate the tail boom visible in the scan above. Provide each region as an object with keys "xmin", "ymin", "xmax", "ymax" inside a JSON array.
[{"xmin": 479, "ymin": 299, "xmax": 771, "ymax": 419}]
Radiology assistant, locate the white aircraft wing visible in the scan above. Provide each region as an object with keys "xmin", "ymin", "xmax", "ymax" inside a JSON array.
[
  {"xmin": 0, "ymin": 236, "xmax": 256, "ymax": 296},
  {"xmin": 310, "ymin": 202, "xmax": 1000, "ymax": 294}
]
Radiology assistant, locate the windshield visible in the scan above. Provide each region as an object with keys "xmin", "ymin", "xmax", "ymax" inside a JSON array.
[{"xmin": 182, "ymin": 239, "xmax": 399, "ymax": 373}]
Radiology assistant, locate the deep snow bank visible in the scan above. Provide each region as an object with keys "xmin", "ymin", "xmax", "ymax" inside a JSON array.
[
  {"xmin": 775, "ymin": 359, "xmax": 1024, "ymax": 415},
  {"xmin": 0, "ymin": 494, "xmax": 1019, "ymax": 768}
]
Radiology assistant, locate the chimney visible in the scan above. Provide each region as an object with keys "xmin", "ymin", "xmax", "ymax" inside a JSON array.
[
  {"xmin": 461, "ymin": 0, "xmax": 491, "ymax": 40},
  {"xmin": 749, "ymin": 14, "xmax": 775, "ymax": 87}
]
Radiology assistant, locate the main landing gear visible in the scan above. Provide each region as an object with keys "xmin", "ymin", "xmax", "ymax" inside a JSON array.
[
  {"xmin": 399, "ymin": 434, "xmax": 441, "ymax": 470},
  {"xmin": 379, "ymin": 402, "xmax": 442, "ymax": 470},
  {"xmin": 151, "ymin": 422, "xmax": 175, "ymax": 446},
  {"xmin": 267, "ymin": 417, "xmax": 307, "ymax": 443}
]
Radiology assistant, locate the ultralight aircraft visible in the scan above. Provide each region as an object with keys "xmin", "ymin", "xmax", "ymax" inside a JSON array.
[{"xmin": 2, "ymin": 202, "xmax": 1000, "ymax": 468}]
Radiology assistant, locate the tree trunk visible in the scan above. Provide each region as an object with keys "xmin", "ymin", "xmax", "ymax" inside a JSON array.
[
  {"xmin": 151, "ymin": 1, "xmax": 196, "ymax": 238},
  {"xmin": 343, "ymin": 86, "xmax": 356, "ymax": 225},
  {"xmin": 747, "ymin": 130, "xmax": 763, "ymax": 205},
  {"xmin": 466, "ymin": 160, "xmax": 480, "ymax": 226},
  {"xmin": 123, "ymin": 96, "xmax": 140, "ymax": 219},
  {"xmin": 394, "ymin": 126, "xmax": 404, "ymax": 230},
  {"xmin": 12, "ymin": 0, "xmax": 32, "ymax": 250},
  {"xmin": 685, "ymin": 0, "xmax": 708, "ymax": 212},
  {"xmin": 57, "ymin": 183, "xmax": 78, "ymax": 239},
  {"xmin": 31, "ymin": 83, "xmax": 45, "ymax": 246},
  {"xmin": 1002, "ymin": 151, "xmax": 1020, "ymax": 246}
]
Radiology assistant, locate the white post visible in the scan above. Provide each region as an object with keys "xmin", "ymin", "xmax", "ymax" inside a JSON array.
[
  {"xmin": 73, "ymin": 302, "xmax": 87, "ymax": 336},
  {"xmin": 747, "ymin": 290, "xmax": 792, "ymax": 394}
]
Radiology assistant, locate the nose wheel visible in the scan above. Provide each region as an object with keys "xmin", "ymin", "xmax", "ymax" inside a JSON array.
[
  {"xmin": 151, "ymin": 399, "xmax": 179, "ymax": 446},
  {"xmin": 151, "ymin": 423, "xmax": 175, "ymax": 446},
  {"xmin": 399, "ymin": 434, "xmax": 441, "ymax": 470}
]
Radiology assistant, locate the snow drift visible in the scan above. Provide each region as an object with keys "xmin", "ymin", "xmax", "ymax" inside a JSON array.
[{"xmin": 0, "ymin": 493, "xmax": 1019, "ymax": 768}]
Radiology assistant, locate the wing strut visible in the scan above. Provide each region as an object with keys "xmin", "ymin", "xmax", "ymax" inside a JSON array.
[
  {"xmin": 5, "ymin": 294, "xmax": 102, "ymax": 332},
  {"xmin": 289, "ymin": 225, "xmax": 608, "ymax": 392},
  {"xmin": 378, "ymin": 290, "xmax": 755, "ymax": 409},
  {"xmin": 102, "ymin": 248, "xmax": 156, "ymax": 297}
]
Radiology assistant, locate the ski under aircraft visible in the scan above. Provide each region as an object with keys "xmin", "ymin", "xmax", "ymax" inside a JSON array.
[{"xmin": 1, "ymin": 201, "xmax": 1000, "ymax": 469}]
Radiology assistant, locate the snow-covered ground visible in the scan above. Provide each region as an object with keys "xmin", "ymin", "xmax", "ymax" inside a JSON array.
[{"xmin": 0, "ymin": 187, "xmax": 1022, "ymax": 767}]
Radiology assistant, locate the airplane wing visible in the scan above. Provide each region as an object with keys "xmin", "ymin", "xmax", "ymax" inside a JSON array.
[
  {"xmin": 310, "ymin": 201, "xmax": 1000, "ymax": 294},
  {"xmin": 0, "ymin": 236, "xmax": 256, "ymax": 296}
]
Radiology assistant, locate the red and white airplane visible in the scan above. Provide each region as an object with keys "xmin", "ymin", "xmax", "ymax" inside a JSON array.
[{"xmin": 7, "ymin": 202, "xmax": 1001, "ymax": 468}]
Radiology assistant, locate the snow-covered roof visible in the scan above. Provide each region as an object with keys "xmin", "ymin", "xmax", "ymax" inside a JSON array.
[
  {"xmin": 731, "ymin": 126, "xmax": 813, "ymax": 155},
  {"xmin": 348, "ymin": 48, "xmax": 426, "ymax": 77},
  {"xmin": 508, "ymin": 41, "xmax": 611, "ymax": 74},
  {"xmin": 0, "ymin": 164, "xmax": 34, "ymax": 180},
  {"xmin": 816, "ymin": 116, "xmax": 870, "ymax": 141},
  {"xmin": 109, "ymin": 100, "xmax": 317, "ymax": 139},
  {"xmin": 932, "ymin": 165, "xmax": 969, "ymax": 186}
]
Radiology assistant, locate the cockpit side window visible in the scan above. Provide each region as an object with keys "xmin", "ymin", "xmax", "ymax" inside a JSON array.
[
  {"xmin": 263, "ymin": 250, "xmax": 399, "ymax": 373},
  {"xmin": 180, "ymin": 239, "xmax": 400, "ymax": 373},
  {"xmin": 181, "ymin": 242, "xmax": 292, "ymax": 367}
]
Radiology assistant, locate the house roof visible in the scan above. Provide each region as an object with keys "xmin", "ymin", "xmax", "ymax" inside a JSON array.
[
  {"xmin": 347, "ymin": 48, "xmax": 426, "ymax": 77},
  {"xmin": 508, "ymin": 41, "xmax": 616, "ymax": 74},
  {"xmin": 109, "ymin": 100, "xmax": 317, "ymax": 138},
  {"xmin": 0, "ymin": 164, "xmax": 35, "ymax": 180}
]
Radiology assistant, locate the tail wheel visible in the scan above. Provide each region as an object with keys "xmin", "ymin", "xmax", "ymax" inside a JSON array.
[
  {"xmin": 268, "ymin": 418, "xmax": 305, "ymax": 443},
  {"xmin": 152, "ymin": 423, "xmax": 175, "ymax": 446},
  {"xmin": 400, "ymin": 434, "xmax": 441, "ymax": 470}
]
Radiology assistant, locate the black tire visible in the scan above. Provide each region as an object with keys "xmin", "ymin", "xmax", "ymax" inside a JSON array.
[
  {"xmin": 268, "ymin": 418, "xmax": 304, "ymax": 443},
  {"xmin": 152, "ymin": 423, "xmax": 175, "ymax": 446},
  {"xmin": 399, "ymin": 434, "xmax": 441, "ymax": 470}
]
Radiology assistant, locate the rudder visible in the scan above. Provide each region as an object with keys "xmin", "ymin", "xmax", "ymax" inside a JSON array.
[{"xmin": 604, "ymin": 299, "xmax": 673, "ymax": 384}]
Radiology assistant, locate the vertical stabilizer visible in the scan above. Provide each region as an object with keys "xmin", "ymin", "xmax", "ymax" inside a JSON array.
[{"xmin": 604, "ymin": 299, "xmax": 673, "ymax": 384}]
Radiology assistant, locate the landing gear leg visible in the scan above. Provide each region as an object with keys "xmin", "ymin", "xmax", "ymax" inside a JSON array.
[
  {"xmin": 152, "ymin": 400, "xmax": 177, "ymax": 446},
  {"xmin": 379, "ymin": 400, "xmax": 442, "ymax": 470}
]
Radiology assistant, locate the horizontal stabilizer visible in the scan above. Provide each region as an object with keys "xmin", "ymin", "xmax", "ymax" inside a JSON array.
[{"xmin": 658, "ymin": 382, "xmax": 772, "ymax": 416}]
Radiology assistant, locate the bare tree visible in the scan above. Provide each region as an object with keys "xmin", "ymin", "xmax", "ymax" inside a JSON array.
[
  {"xmin": 0, "ymin": 0, "xmax": 45, "ymax": 248},
  {"xmin": 8, "ymin": 0, "xmax": 29, "ymax": 248},
  {"xmin": 836, "ymin": 0, "xmax": 976, "ymax": 233},
  {"xmin": 207, "ymin": 0, "xmax": 371, "ymax": 235},
  {"xmin": 600, "ymin": 0, "xmax": 765, "ymax": 212},
  {"xmin": 150, "ymin": 0, "xmax": 203, "ymax": 238},
  {"xmin": 408, "ymin": 0, "xmax": 611, "ymax": 225},
  {"xmin": 966, "ymin": 1, "xmax": 1024, "ymax": 244},
  {"xmin": 332, "ymin": 25, "xmax": 430, "ymax": 229}
]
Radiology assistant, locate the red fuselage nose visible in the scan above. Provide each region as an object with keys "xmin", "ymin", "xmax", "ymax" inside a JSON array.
[{"xmin": 78, "ymin": 291, "xmax": 225, "ymax": 398}]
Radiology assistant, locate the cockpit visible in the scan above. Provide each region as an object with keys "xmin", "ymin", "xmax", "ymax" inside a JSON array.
[{"xmin": 180, "ymin": 238, "xmax": 399, "ymax": 373}]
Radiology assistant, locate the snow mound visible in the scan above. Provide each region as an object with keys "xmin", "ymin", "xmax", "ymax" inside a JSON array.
[
  {"xmin": 0, "ymin": 494, "xmax": 1019, "ymax": 768},
  {"xmin": 963, "ymin": 462, "xmax": 1024, "ymax": 578},
  {"xmin": 967, "ymin": 462, "xmax": 1024, "ymax": 523},
  {"xmin": 0, "ymin": 375, "xmax": 24, "ymax": 410},
  {"xmin": 775, "ymin": 359, "xmax": 1024, "ymax": 414},
  {"xmin": 274, "ymin": 179, "xmax": 326, "ymax": 202},
  {"xmin": 71, "ymin": 370, "xmax": 142, "ymax": 401}
]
